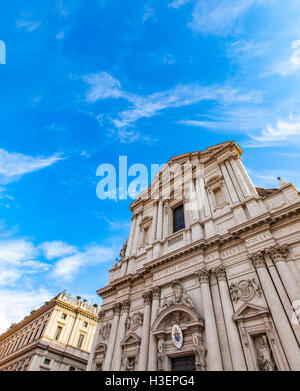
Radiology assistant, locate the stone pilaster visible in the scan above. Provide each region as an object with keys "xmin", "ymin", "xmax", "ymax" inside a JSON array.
[
  {"xmin": 163, "ymin": 201, "xmax": 169, "ymax": 240},
  {"xmin": 102, "ymin": 303, "xmax": 121, "ymax": 371},
  {"xmin": 131, "ymin": 213, "xmax": 142, "ymax": 254},
  {"xmin": 156, "ymin": 199, "xmax": 163, "ymax": 240},
  {"xmin": 250, "ymin": 252, "xmax": 300, "ymax": 371},
  {"xmin": 138, "ymin": 292, "xmax": 152, "ymax": 370},
  {"xmin": 215, "ymin": 265, "xmax": 247, "ymax": 371},
  {"xmin": 196, "ymin": 268, "xmax": 223, "ymax": 370},
  {"xmin": 111, "ymin": 300, "xmax": 130, "ymax": 370},
  {"xmin": 125, "ymin": 215, "xmax": 136, "ymax": 257},
  {"xmin": 150, "ymin": 201, "xmax": 158, "ymax": 243},
  {"xmin": 148, "ymin": 287, "xmax": 160, "ymax": 371},
  {"xmin": 267, "ymin": 245, "xmax": 300, "ymax": 304}
]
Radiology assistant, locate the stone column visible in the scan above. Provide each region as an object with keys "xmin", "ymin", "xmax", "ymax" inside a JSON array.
[
  {"xmin": 195, "ymin": 164, "xmax": 211, "ymax": 218},
  {"xmin": 148, "ymin": 287, "xmax": 160, "ymax": 371},
  {"xmin": 250, "ymin": 252, "xmax": 300, "ymax": 371},
  {"xmin": 102, "ymin": 303, "xmax": 121, "ymax": 371},
  {"xmin": 125, "ymin": 215, "xmax": 136, "ymax": 257},
  {"xmin": 215, "ymin": 266, "xmax": 247, "ymax": 371},
  {"xmin": 151, "ymin": 201, "xmax": 158, "ymax": 243},
  {"xmin": 111, "ymin": 300, "xmax": 130, "ymax": 371},
  {"xmin": 197, "ymin": 268, "xmax": 223, "ymax": 371},
  {"xmin": 268, "ymin": 245, "xmax": 300, "ymax": 304},
  {"xmin": 138, "ymin": 292, "xmax": 152, "ymax": 370},
  {"xmin": 230, "ymin": 157, "xmax": 251, "ymax": 198},
  {"xmin": 156, "ymin": 199, "xmax": 163, "ymax": 240},
  {"xmin": 131, "ymin": 213, "xmax": 142, "ymax": 254},
  {"xmin": 235, "ymin": 157, "xmax": 257, "ymax": 196}
]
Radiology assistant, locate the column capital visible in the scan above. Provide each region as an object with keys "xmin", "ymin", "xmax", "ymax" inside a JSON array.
[
  {"xmin": 196, "ymin": 267, "xmax": 210, "ymax": 284},
  {"xmin": 121, "ymin": 299, "xmax": 131, "ymax": 313},
  {"xmin": 249, "ymin": 251, "xmax": 266, "ymax": 269},
  {"xmin": 113, "ymin": 303, "xmax": 122, "ymax": 315},
  {"xmin": 214, "ymin": 265, "xmax": 227, "ymax": 282},
  {"xmin": 267, "ymin": 244, "xmax": 289, "ymax": 263},
  {"xmin": 151, "ymin": 286, "xmax": 160, "ymax": 300},
  {"xmin": 142, "ymin": 291, "xmax": 152, "ymax": 305}
]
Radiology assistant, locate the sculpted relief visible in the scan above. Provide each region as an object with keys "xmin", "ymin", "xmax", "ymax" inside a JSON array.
[
  {"xmin": 125, "ymin": 312, "xmax": 144, "ymax": 332},
  {"xmin": 99, "ymin": 322, "xmax": 111, "ymax": 341},
  {"xmin": 157, "ymin": 280, "xmax": 195, "ymax": 316},
  {"xmin": 229, "ymin": 278, "xmax": 262, "ymax": 304},
  {"xmin": 255, "ymin": 335, "xmax": 277, "ymax": 371}
]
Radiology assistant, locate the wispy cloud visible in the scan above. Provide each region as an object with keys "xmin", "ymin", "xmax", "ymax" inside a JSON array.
[
  {"xmin": 168, "ymin": 0, "xmax": 193, "ymax": 8},
  {"xmin": 51, "ymin": 244, "xmax": 116, "ymax": 281},
  {"xmin": 271, "ymin": 40, "xmax": 300, "ymax": 76},
  {"xmin": 0, "ymin": 239, "xmax": 49, "ymax": 287},
  {"xmin": 0, "ymin": 148, "xmax": 63, "ymax": 185},
  {"xmin": 143, "ymin": 5, "xmax": 155, "ymax": 22},
  {"xmin": 16, "ymin": 13, "xmax": 41, "ymax": 32},
  {"xmin": 187, "ymin": 0, "xmax": 265, "ymax": 36},
  {"xmin": 0, "ymin": 288, "xmax": 52, "ymax": 332},
  {"xmin": 83, "ymin": 71, "xmax": 261, "ymax": 141},
  {"xmin": 39, "ymin": 241, "xmax": 77, "ymax": 260}
]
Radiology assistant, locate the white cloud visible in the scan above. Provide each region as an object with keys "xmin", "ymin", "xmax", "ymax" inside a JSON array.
[
  {"xmin": 39, "ymin": 241, "xmax": 77, "ymax": 260},
  {"xmin": 16, "ymin": 13, "xmax": 41, "ymax": 32},
  {"xmin": 249, "ymin": 115, "xmax": 300, "ymax": 145},
  {"xmin": 0, "ymin": 148, "xmax": 63, "ymax": 185},
  {"xmin": 247, "ymin": 167, "xmax": 300, "ymax": 191},
  {"xmin": 168, "ymin": 0, "xmax": 193, "ymax": 8},
  {"xmin": 143, "ymin": 5, "xmax": 155, "ymax": 22},
  {"xmin": 0, "ymin": 288, "xmax": 52, "ymax": 333},
  {"xmin": 189, "ymin": 0, "xmax": 264, "ymax": 36},
  {"xmin": 0, "ymin": 239, "xmax": 49, "ymax": 287},
  {"xmin": 84, "ymin": 71, "xmax": 261, "ymax": 136},
  {"xmin": 272, "ymin": 40, "xmax": 300, "ymax": 76},
  {"xmin": 51, "ymin": 244, "xmax": 116, "ymax": 281}
]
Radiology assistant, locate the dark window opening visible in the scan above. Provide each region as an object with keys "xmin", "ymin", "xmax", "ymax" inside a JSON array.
[{"xmin": 173, "ymin": 205, "xmax": 185, "ymax": 233}]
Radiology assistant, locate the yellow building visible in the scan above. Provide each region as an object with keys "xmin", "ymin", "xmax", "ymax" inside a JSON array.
[{"xmin": 0, "ymin": 293, "xmax": 99, "ymax": 371}]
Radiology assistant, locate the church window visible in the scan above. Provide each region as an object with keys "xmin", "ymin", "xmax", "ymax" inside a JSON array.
[{"xmin": 173, "ymin": 204, "xmax": 185, "ymax": 233}]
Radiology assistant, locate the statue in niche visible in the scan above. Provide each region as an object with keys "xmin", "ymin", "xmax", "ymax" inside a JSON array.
[
  {"xmin": 126, "ymin": 357, "xmax": 135, "ymax": 371},
  {"xmin": 257, "ymin": 335, "xmax": 276, "ymax": 371},
  {"xmin": 157, "ymin": 339, "xmax": 165, "ymax": 371},
  {"xmin": 125, "ymin": 316, "xmax": 131, "ymax": 331}
]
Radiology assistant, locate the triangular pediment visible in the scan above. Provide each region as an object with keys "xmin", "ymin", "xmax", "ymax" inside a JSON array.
[
  {"xmin": 121, "ymin": 331, "xmax": 141, "ymax": 346},
  {"xmin": 233, "ymin": 303, "xmax": 269, "ymax": 321}
]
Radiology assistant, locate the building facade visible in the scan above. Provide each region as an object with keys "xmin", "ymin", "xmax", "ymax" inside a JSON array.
[
  {"xmin": 0, "ymin": 293, "xmax": 99, "ymax": 371},
  {"xmin": 88, "ymin": 141, "xmax": 300, "ymax": 372}
]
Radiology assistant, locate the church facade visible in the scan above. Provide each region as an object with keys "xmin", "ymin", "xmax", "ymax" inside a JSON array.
[{"xmin": 88, "ymin": 141, "xmax": 300, "ymax": 371}]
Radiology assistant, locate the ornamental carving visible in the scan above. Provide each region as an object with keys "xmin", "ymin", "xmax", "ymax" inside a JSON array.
[
  {"xmin": 196, "ymin": 268, "xmax": 210, "ymax": 284},
  {"xmin": 157, "ymin": 280, "xmax": 195, "ymax": 316},
  {"xmin": 113, "ymin": 303, "xmax": 122, "ymax": 315},
  {"xmin": 267, "ymin": 244, "xmax": 289, "ymax": 263},
  {"xmin": 194, "ymin": 341, "xmax": 207, "ymax": 371},
  {"xmin": 99, "ymin": 322, "xmax": 111, "ymax": 341},
  {"xmin": 122, "ymin": 299, "xmax": 131, "ymax": 313},
  {"xmin": 142, "ymin": 291, "xmax": 152, "ymax": 305},
  {"xmin": 229, "ymin": 278, "xmax": 262, "ymax": 304},
  {"xmin": 152, "ymin": 286, "xmax": 160, "ymax": 300},
  {"xmin": 130, "ymin": 312, "xmax": 144, "ymax": 331},
  {"xmin": 214, "ymin": 265, "xmax": 227, "ymax": 281},
  {"xmin": 119, "ymin": 241, "xmax": 127, "ymax": 259},
  {"xmin": 256, "ymin": 335, "xmax": 277, "ymax": 371},
  {"xmin": 249, "ymin": 251, "xmax": 266, "ymax": 269}
]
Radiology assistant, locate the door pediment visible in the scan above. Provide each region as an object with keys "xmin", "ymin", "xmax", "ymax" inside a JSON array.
[{"xmin": 233, "ymin": 303, "xmax": 269, "ymax": 321}]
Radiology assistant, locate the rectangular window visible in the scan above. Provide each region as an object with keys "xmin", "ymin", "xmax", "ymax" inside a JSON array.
[
  {"xmin": 69, "ymin": 366, "xmax": 76, "ymax": 371},
  {"xmin": 83, "ymin": 321, "xmax": 88, "ymax": 328},
  {"xmin": 77, "ymin": 334, "xmax": 84, "ymax": 349},
  {"xmin": 173, "ymin": 204, "xmax": 185, "ymax": 233},
  {"xmin": 44, "ymin": 358, "xmax": 51, "ymax": 366},
  {"xmin": 61, "ymin": 313, "xmax": 67, "ymax": 320},
  {"xmin": 54, "ymin": 326, "xmax": 62, "ymax": 341}
]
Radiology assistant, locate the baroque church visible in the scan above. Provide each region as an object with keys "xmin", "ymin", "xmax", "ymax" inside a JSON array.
[{"xmin": 88, "ymin": 141, "xmax": 300, "ymax": 371}]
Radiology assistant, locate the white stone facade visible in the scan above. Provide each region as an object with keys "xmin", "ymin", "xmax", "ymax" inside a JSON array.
[
  {"xmin": 0, "ymin": 293, "xmax": 99, "ymax": 371},
  {"xmin": 88, "ymin": 141, "xmax": 300, "ymax": 371}
]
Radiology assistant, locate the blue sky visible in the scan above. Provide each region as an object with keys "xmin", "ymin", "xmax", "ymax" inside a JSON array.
[{"xmin": 0, "ymin": 0, "xmax": 300, "ymax": 332}]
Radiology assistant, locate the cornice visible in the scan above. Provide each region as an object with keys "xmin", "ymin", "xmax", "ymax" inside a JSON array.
[{"xmin": 98, "ymin": 201, "xmax": 300, "ymax": 298}]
